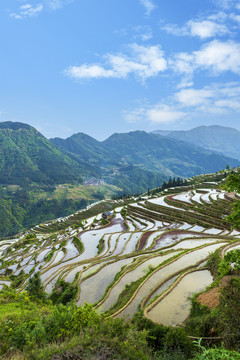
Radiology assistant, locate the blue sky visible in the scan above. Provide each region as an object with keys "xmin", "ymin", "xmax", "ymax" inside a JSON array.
[{"xmin": 1, "ymin": 0, "xmax": 240, "ymax": 140}]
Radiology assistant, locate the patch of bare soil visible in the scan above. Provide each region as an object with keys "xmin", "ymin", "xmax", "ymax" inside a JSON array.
[
  {"xmin": 137, "ymin": 230, "xmax": 155, "ymax": 251},
  {"xmin": 197, "ymin": 275, "xmax": 236, "ymax": 309}
]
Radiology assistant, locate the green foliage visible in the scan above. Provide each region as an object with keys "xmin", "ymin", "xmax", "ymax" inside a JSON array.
[
  {"xmin": 206, "ymin": 250, "xmax": 222, "ymax": 278},
  {"xmin": 133, "ymin": 311, "xmax": 194, "ymax": 358},
  {"xmin": 193, "ymin": 339, "xmax": 240, "ymax": 360},
  {"xmin": 100, "ymin": 218, "xmax": 109, "ymax": 225},
  {"xmin": 227, "ymin": 202, "xmax": 240, "ymax": 229},
  {"xmin": 10, "ymin": 270, "xmax": 27, "ymax": 289},
  {"xmin": 97, "ymin": 237, "xmax": 105, "ymax": 254},
  {"xmin": 26, "ymin": 272, "xmax": 46, "ymax": 302},
  {"xmin": 49, "ymin": 279, "xmax": 78, "ymax": 305},
  {"xmin": 44, "ymin": 248, "xmax": 55, "ymax": 263},
  {"xmin": 0, "ymin": 289, "xmax": 154, "ymax": 360},
  {"xmin": 217, "ymin": 277, "xmax": 240, "ymax": 349},
  {"xmin": 218, "ymin": 249, "xmax": 240, "ymax": 277},
  {"xmin": 72, "ymin": 236, "xmax": 84, "ymax": 253},
  {"xmin": 223, "ymin": 173, "xmax": 240, "ymax": 193},
  {"xmin": 222, "ymin": 173, "xmax": 240, "ymax": 228}
]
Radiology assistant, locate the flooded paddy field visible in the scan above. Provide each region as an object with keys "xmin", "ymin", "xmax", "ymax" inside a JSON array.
[{"xmin": 0, "ymin": 180, "xmax": 238, "ymax": 324}]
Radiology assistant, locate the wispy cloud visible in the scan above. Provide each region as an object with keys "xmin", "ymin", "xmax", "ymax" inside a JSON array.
[
  {"xmin": 124, "ymin": 103, "xmax": 186, "ymax": 124},
  {"xmin": 46, "ymin": 0, "xmax": 74, "ymax": 10},
  {"xmin": 134, "ymin": 26, "xmax": 153, "ymax": 41},
  {"xmin": 65, "ymin": 44, "xmax": 167, "ymax": 81},
  {"xmin": 10, "ymin": 3, "xmax": 43, "ymax": 19},
  {"xmin": 215, "ymin": 0, "xmax": 237, "ymax": 9},
  {"xmin": 175, "ymin": 82, "xmax": 240, "ymax": 114},
  {"xmin": 9, "ymin": 0, "xmax": 73, "ymax": 19},
  {"xmin": 124, "ymin": 82, "xmax": 240, "ymax": 126},
  {"xmin": 140, "ymin": 0, "xmax": 155, "ymax": 16}
]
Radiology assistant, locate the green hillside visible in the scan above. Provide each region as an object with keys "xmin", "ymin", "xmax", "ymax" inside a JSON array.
[{"xmin": 0, "ymin": 122, "xmax": 83, "ymax": 185}]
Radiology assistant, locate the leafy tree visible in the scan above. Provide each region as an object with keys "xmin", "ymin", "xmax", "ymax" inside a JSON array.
[
  {"xmin": 26, "ymin": 272, "xmax": 46, "ymax": 302},
  {"xmin": 217, "ymin": 278, "xmax": 240, "ymax": 349},
  {"xmin": 223, "ymin": 173, "xmax": 240, "ymax": 228}
]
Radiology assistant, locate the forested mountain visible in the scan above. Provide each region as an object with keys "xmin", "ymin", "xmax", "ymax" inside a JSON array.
[
  {"xmin": 0, "ymin": 122, "xmax": 83, "ymax": 185},
  {"xmin": 153, "ymin": 125, "xmax": 240, "ymax": 160},
  {"xmin": 52, "ymin": 130, "xmax": 239, "ymax": 179}
]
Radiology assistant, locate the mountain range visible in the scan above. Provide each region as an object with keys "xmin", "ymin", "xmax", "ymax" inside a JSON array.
[
  {"xmin": 0, "ymin": 121, "xmax": 239, "ymax": 191},
  {"xmin": 0, "ymin": 121, "xmax": 239, "ymax": 236},
  {"xmin": 51, "ymin": 127, "xmax": 239, "ymax": 187},
  {"xmin": 152, "ymin": 125, "xmax": 240, "ymax": 161}
]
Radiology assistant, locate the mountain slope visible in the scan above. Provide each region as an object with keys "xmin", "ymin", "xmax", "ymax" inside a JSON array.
[
  {"xmin": 102, "ymin": 130, "xmax": 239, "ymax": 177},
  {"xmin": 153, "ymin": 125, "xmax": 240, "ymax": 160},
  {"xmin": 51, "ymin": 132, "xmax": 118, "ymax": 170},
  {"xmin": 0, "ymin": 122, "xmax": 83, "ymax": 185},
  {"xmin": 52, "ymin": 129, "xmax": 240, "ymax": 183}
]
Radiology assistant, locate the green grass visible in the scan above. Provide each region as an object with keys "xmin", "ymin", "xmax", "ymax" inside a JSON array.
[{"xmin": 72, "ymin": 236, "xmax": 84, "ymax": 253}]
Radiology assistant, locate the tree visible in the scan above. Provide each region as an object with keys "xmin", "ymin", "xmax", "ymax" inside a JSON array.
[
  {"xmin": 26, "ymin": 272, "xmax": 46, "ymax": 301},
  {"xmin": 217, "ymin": 278, "xmax": 240, "ymax": 349},
  {"xmin": 223, "ymin": 173, "xmax": 240, "ymax": 229}
]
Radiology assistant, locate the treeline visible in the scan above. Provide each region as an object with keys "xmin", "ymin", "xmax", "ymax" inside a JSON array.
[{"xmin": 112, "ymin": 176, "xmax": 187, "ymax": 200}]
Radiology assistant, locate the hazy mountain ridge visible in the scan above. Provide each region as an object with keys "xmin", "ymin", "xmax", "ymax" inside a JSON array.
[
  {"xmin": 153, "ymin": 125, "xmax": 240, "ymax": 160},
  {"xmin": 52, "ymin": 129, "xmax": 240, "ymax": 180}
]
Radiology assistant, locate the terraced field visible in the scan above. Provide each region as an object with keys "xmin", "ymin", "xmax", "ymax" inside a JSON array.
[{"xmin": 1, "ymin": 176, "xmax": 240, "ymax": 326}]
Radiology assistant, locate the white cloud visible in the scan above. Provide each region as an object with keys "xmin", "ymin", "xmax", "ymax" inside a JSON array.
[
  {"xmin": 124, "ymin": 103, "xmax": 186, "ymax": 124},
  {"xmin": 188, "ymin": 20, "xmax": 228, "ymax": 38},
  {"xmin": 175, "ymin": 88, "xmax": 214, "ymax": 106},
  {"xmin": 65, "ymin": 44, "xmax": 167, "ymax": 81},
  {"xmin": 140, "ymin": 0, "xmax": 155, "ymax": 16},
  {"xmin": 162, "ymin": 18, "xmax": 229, "ymax": 39},
  {"xmin": 174, "ymin": 40, "xmax": 240, "ymax": 76},
  {"xmin": 175, "ymin": 82, "xmax": 240, "ymax": 115},
  {"xmin": 194, "ymin": 40, "xmax": 240, "ymax": 73},
  {"xmin": 147, "ymin": 105, "xmax": 186, "ymax": 123},
  {"xmin": 10, "ymin": 3, "xmax": 43, "ymax": 19},
  {"xmin": 124, "ymin": 82, "xmax": 240, "ymax": 126}
]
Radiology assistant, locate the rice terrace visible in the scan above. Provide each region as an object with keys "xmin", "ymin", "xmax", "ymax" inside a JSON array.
[{"xmin": 1, "ymin": 169, "xmax": 240, "ymax": 329}]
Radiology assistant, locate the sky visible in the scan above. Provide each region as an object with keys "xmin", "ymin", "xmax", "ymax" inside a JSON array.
[{"xmin": 1, "ymin": 0, "xmax": 240, "ymax": 140}]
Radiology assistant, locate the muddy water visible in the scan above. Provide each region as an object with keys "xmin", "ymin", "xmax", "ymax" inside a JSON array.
[
  {"xmin": 116, "ymin": 243, "xmax": 226, "ymax": 319},
  {"xmin": 146, "ymin": 275, "xmax": 178, "ymax": 306},
  {"xmin": 99, "ymin": 251, "xmax": 180, "ymax": 313},
  {"xmin": 77, "ymin": 257, "xmax": 134, "ymax": 306},
  {"xmin": 147, "ymin": 270, "xmax": 213, "ymax": 326}
]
